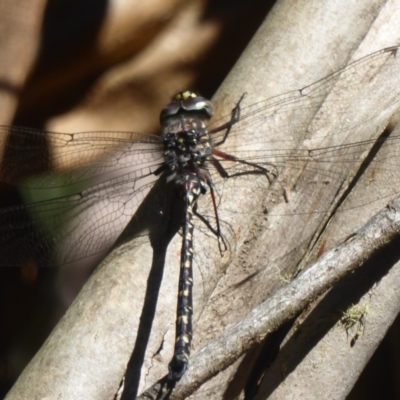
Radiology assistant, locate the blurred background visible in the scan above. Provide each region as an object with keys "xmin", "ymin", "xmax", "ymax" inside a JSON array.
[{"xmin": 0, "ymin": 0, "xmax": 398, "ymax": 398}]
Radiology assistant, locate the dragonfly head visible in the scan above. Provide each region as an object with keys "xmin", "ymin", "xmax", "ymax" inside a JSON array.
[{"xmin": 160, "ymin": 91, "xmax": 214, "ymax": 124}]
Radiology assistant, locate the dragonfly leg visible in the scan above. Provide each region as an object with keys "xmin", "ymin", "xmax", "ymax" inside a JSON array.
[
  {"xmin": 212, "ymin": 150, "xmax": 278, "ymax": 183},
  {"xmin": 209, "ymin": 92, "xmax": 247, "ymax": 146}
]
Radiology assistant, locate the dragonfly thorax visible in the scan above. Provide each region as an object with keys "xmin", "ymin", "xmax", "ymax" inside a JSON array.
[
  {"xmin": 160, "ymin": 92, "xmax": 214, "ymax": 180},
  {"xmin": 163, "ymin": 128, "xmax": 212, "ymax": 173}
]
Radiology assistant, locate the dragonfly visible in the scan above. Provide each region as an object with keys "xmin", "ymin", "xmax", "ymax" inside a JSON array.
[{"xmin": 2, "ymin": 46, "xmax": 400, "ymax": 397}]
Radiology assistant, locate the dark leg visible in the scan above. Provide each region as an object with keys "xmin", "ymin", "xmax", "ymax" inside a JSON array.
[
  {"xmin": 212, "ymin": 149, "xmax": 278, "ymax": 183},
  {"xmin": 209, "ymin": 93, "xmax": 247, "ymax": 146}
]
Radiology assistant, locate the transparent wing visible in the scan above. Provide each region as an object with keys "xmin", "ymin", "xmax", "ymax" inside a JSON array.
[
  {"xmin": 208, "ymin": 46, "xmax": 400, "ymax": 216},
  {"xmin": 209, "ymin": 47, "xmax": 400, "ymax": 147},
  {"xmin": 0, "ymin": 130, "xmax": 164, "ymax": 267},
  {"xmin": 0, "ymin": 127, "xmax": 163, "ymax": 187},
  {"xmin": 2, "ymin": 47, "xmax": 400, "ymax": 269}
]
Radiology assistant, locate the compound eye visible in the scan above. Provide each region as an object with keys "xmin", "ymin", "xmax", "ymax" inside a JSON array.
[
  {"xmin": 160, "ymin": 92, "xmax": 215, "ymax": 122},
  {"xmin": 182, "ymin": 97, "xmax": 214, "ymax": 117},
  {"xmin": 160, "ymin": 102, "xmax": 181, "ymax": 121}
]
